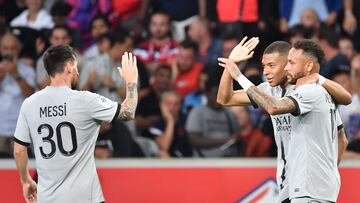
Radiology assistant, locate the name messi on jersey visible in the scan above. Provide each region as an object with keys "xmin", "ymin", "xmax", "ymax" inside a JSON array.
[{"xmin": 40, "ymin": 103, "xmax": 67, "ymax": 118}]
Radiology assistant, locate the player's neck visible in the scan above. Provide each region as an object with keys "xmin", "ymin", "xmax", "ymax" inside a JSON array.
[
  {"xmin": 49, "ymin": 75, "xmax": 71, "ymax": 88},
  {"xmin": 279, "ymin": 80, "xmax": 290, "ymax": 89}
]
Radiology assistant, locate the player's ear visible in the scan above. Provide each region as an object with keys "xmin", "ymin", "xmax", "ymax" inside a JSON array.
[
  {"xmin": 65, "ymin": 62, "xmax": 72, "ymax": 73},
  {"xmin": 306, "ymin": 61, "xmax": 314, "ymax": 72}
]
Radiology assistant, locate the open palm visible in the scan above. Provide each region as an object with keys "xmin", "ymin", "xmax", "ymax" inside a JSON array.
[
  {"xmin": 229, "ymin": 37, "xmax": 259, "ymax": 63},
  {"xmin": 119, "ymin": 52, "xmax": 138, "ymax": 84}
]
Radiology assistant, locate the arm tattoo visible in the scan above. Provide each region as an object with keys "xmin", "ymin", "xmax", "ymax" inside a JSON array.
[
  {"xmin": 246, "ymin": 86, "xmax": 296, "ymax": 115},
  {"xmin": 118, "ymin": 82, "xmax": 138, "ymax": 121}
]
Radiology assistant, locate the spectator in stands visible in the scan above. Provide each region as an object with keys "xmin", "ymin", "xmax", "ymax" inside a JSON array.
[
  {"xmin": 187, "ymin": 17, "xmax": 222, "ymax": 66},
  {"xmin": 339, "ymin": 36, "xmax": 357, "ymax": 61},
  {"xmin": 343, "ymin": 0, "xmax": 360, "ymax": 51},
  {"xmin": 149, "ymin": 90, "xmax": 193, "ymax": 158},
  {"xmin": 110, "ymin": 0, "xmax": 148, "ymax": 38},
  {"xmin": 317, "ymin": 27, "xmax": 351, "ymax": 78},
  {"xmin": 50, "ymin": 1, "xmax": 72, "ymax": 27},
  {"xmin": 182, "ymin": 69, "xmax": 209, "ymax": 116},
  {"xmin": 0, "ymin": 33, "xmax": 35, "ymax": 157},
  {"xmin": 148, "ymin": 0, "xmax": 206, "ymax": 42},
  {"xmin": 339, "ymin": 54, "xmax": 360, "ymax": 141},
  {"xmin": 10, "ymin": 0, "xmax": 54, "ymax": 30},
  {"xmin": 279, "ymin": 0, "xmax": 342, "ymax": 33},
  {"xmin": 230, "ymin": 106, "xmax": 272, "ymax": 157},
  {"xmin": 79, "ymin": 31, "xmax": 133, "ymax": 101},
  {"xmin": 66, "ymin": 0, "xmax": 111, "ymax": 48},
  {"xmin": 173, "ymin": 40, "xmax": 203, "ymax": 98},
  {"xmin": 83, "ymin": 15, "xmax": 111, "ymax": 59},
  {"xmin": 0, "ymin": 0, "xmax": 26, "ymax": 25},
  {"xmin": 133, "ymin": 11, "xmax": 178, "ymax": 76},
  {"xmin": 36, "ymin": 25, "xmax": 73, "ymax": 89},
  {"xmin": 343, "ymin": 55, "xmax": 360, "ymax": 158},
  {"xmin": 299, "ymin": 8, "xmax": 322, "ymax": 30},
  {"xmin": 286, "ymin": 24, "xmax": 315, "ymax": 46},
  {"xmin": 49, "ymin": 1, "xmax": 82, "ymax": 49},
  {"xmin": 136, "ymin": 65, "xmax": 172, "ymax": 139},
  {"xmin": 186, "ymin": 79, "xmax": 240, "ymax": 157}
]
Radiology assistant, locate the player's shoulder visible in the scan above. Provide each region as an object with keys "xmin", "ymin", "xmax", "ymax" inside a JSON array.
[{"xmin": 296, "ymin": 83, "xmax": 323, "ymax": 92}]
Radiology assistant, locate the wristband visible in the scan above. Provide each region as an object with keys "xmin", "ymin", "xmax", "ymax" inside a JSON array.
[
  {"xmin": 317, "ymin": 75, "xmax": 326, "ymax": 85},
  {"xmin": 236, "ymin": 75, "xmax": 255, "ymax": 91}
]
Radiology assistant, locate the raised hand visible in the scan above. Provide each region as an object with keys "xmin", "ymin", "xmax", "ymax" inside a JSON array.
[
  {"xmin": 294, "ymin": 73, "xmax": 319, "ymax": 90},
  {"xmin": 119, "ymin": 52, "xmax": 138, "ymax": 84},
  {"xmin": 228, "ymin": 36, "xmax": 259, "ymax": 63},
  {"xmin": 218, "ymin": 57, "xmax": 243, "ymax": 80},
  {"xmin": 160, "ymin": 103, "xmax": 174, "ymax": 123}
]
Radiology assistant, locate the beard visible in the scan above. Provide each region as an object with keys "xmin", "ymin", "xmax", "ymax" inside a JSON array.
[{"xmin": 287, "ymin": 71, "xmax": 305, "ymax": 85}]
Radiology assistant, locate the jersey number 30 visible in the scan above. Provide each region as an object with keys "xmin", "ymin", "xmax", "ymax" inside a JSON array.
[{"xmin": 37, "ymin": 122, "xmax": 77, "ymax": 159}]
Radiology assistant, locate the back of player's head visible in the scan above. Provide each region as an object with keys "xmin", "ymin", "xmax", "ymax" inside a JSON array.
[
  {"xmin": 43, "ymin": 45, "xmax": 77, "ymax": 77},
  {"xmin": 294, "ymin": 39, "xmax": 324, "ymax": 64},
  {"xmin": 263, "ymin": 41, "xmax": 291, "ymax": 56}
]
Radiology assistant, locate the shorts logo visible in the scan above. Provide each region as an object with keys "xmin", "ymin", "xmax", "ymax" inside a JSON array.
[{"xmin": 294, "ymin": 188, "xmax": 300, "ymax": 192}]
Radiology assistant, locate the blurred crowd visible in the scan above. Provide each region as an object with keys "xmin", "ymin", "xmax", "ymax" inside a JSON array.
[{"xmin": 0, "ymin": 0, "xmax": 360, "ymax": 159}]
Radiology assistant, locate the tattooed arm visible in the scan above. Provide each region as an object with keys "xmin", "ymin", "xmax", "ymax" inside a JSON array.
[
  {"xmin": 295, "ymin": 73, "xmax": 352, "ymax": 105},
  {"xmin": 246, "ymin": 86, "xmax": 297, "ymax": 115},
  {"xmin": 118, "ymin": 82, "xmax": 138, "ymax": 121},
  {"xmin": 218, "ymin": 57, "xmax": 297, "ymax": 115},
  {"xmin": 217, "ymin": 37, "xmax": 259, "ymax": 106},
  {"xmin": 117, "ymin": 52, "xmax": 139, "ymax": 121}
]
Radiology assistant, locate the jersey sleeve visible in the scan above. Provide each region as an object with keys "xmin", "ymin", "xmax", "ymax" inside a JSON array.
[
  {"xmin": 287, "ymin": 84, "xmax": 321, "ymax": 116},
  {"xmin": 14, "ymin": 101, "xmax": 31, "ymax": 146},
  {"xmin": 85, "ymin": 92, "xmax": 120, "ymax": 123}
]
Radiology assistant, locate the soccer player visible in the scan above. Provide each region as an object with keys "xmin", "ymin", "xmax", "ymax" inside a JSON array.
[
  {"xmin": 13, "ymin": 45, "xmax": 138, "ymax": 203},
  {"xmin": 217, "ymin": 37, "xmax": 350, "ymax": 203},
  {"xmin": 219, "ymin": 39, "xmax": 349, "ymax": 203}
]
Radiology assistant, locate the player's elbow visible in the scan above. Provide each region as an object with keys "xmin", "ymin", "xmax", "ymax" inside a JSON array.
[
  {"xmin": 216, "ymin": 95, "xmax": 227, "ymax": 106},
  {"xmin": 13, "ymin": 143, "xmax": 27, "ymax": 158},
  {"xmin": 343, "ymin": 94, "xmax": 352, "ymax": 105}
]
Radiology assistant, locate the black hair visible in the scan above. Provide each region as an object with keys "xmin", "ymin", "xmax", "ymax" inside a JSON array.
[
  {"xmin": 43, "ymin": 45, "xmax": 77, "ymax": 77},
  {"xmin": 155, "ymin": 64, "xmax": 172, "ymax": 75},
  {"xmin": 50, "ymin": 25, "xmax": 71, "ymax": 38},
  {"xmin": 294, "ymin": 39, "xmax": 325, "ymax": 64},
  {"xmin": 287, "ymin": 24, "xmax": 316, "ymax": 40},
  {"xmin": 150, "ymin": 11, "xmax": 171, "ymax": 23},
  {"xmin": 318, "ymin": 27, "xmax": 339, "ymax": 49},
  {"xmin": 50, "ymin": 1, "xmax": 72, "ymax": 17},
  {"xmin": 95, "ymin": 32, "xmax": 112, "ymax": 42},
  {"xmin": 109, "ymin": 30, "xmax": 131, "ymax": 47},
  {"xmin": 263, "ymin": 41, "xmax": 292, "ymax": 55},
  {"xmin": 91, "ymin": 15, "xmax": 111, "ymax": 29},
  {"xmin": 180, "ymin": 40, "xmax": 198, "ymax": 53}
]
